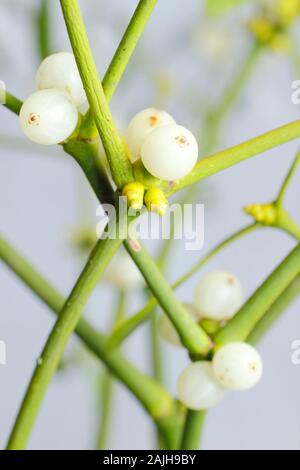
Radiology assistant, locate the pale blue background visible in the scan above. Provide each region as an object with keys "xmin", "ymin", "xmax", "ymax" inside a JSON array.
[{"xmin": 0, "ymin": 0, "xmax": 300, "ymax": 449}]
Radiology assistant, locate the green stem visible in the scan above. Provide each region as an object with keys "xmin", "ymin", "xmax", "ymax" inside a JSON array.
[
  {"xmin": 108, "ymin": 224, "xmax": 257, "ymax": 349},
  {"xmin": 203, "ymin": 44, "xmax": 262, "ymax": 154},
  {"xmin": 162, "ymin": 119, "xmax": 300, "ymax": 196},
  {"xmin": 150, "ymin": 313, "xmax": 164, "ymax": 384},
  {"xmin": 96, "ymin": 290, "xmax": 126, "ymax": 450},
  {"xmin": 214, "ymin": 243, "xmax": 300, "ymax": 346},
  {"xmin": 124, "ymin": 241, "xmax": 211, "ymax": 357},
  {"xmin": 2, "ymin": 91, "xmax": 22, "ymax": 115},
  {"xmin": 176, "ymin": 47, "xmax": 261, "ymax": 448},
  {"xmin": 96, "ymin": 371, "xmax": 113, "ymax": 450},
  {"xmin": 6, "ymin": 218, "xmax": 126, "ymax": 449},
  {"xmin": 86, "ymin": 0, "xmax": 158, "ymax": 123},
  {"xmin": 180, "ymin": 410, "xmax": 206, "ymax": 450},
  {"xmin": 247, "ymin": 276, "xmax": 300, "ymax": 345},
  {"xmin": 64, "ymin": 139, "xmax": 114, "ymax": 204},
  {"xmin": 36, "ymin": 0, "xmax": 52, "ymax": 60},
  {"xmin": 0, "ymin": 235, "xmax": 175, "ymax": 442},
  {"xmin": 276, "ymin": 209, "xmax": 300, "ymax": 240},
  {"xmin": 276, "ymin": 150, "xmax": 300, "ymax": 204},
  {"xmin": 60, "ymin": 0, "xmax": 133, "ymax": 187}
]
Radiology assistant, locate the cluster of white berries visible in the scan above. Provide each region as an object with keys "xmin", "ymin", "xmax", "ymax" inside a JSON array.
[
  {"xmin": 178, "ymin": 342, "xmax": 263, "ymax": 410},
  {"xmin": 158, "ymin": 270, "xmax": 263, "ymax": 409},
  {"xmin": 126, "ymin": 108, "xmax": 198, "ymax": 181},
  {"xmin": 20, "ymin": 52, "xmax": 86, "ymax": 145},
  {"xmin": 159, "ymin": 270, "xmax": 243, "ymax": 348}
]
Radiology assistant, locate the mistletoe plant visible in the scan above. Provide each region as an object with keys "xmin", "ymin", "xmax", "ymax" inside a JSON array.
[{"xmin": 1, "ymin": 0, "xmax": 300, "ymax": 450}]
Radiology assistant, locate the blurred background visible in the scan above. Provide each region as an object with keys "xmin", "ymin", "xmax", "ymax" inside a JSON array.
[{"xmin": 1, "ymin": 0, "xmax": 300, "ymax": 450}]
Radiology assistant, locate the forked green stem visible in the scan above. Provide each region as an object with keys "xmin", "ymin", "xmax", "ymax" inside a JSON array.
[
  {"xmin": 0, "ymin": 235, "xmax": 175, "ymax": 445},
  {"xmin": 124, "ymin": 241, "xmax": 212, "ymax": 357},
  {"xmin": 108, "ymin": 224, "xmax": 257, "ymax": 349},
  {"xmin": 6, "ymin": 217, "xmax": 126, "ymax": 449}
]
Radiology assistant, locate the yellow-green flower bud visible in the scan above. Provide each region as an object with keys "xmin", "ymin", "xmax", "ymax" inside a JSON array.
[
  {"xmin": 122, "ymin": 182, "xmax": 145, "ymax": 211},
  {"xmin": 244, "ymin": 203, "xmax": 277, "ymax": 225},
  {"xmin": 248, "ymin": 18, "xmax": 274, "ymax": 44},
  {"xmin": 144, "ymin": 187, "xmax": 169, "ymax": 216}
]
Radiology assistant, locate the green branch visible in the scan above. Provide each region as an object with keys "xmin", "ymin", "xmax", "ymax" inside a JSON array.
[
  {"xmin": 60, "ymin": 0, "xmax": 133, "ymax": 187},
  {"xmin": 180, "ymin": 410, "xmax": 206, "ymax": 450},
  {"xmin": 214, "ymin": 243, "xmax": 300, "ymax": 346},
  {"xmin": 277, "ymin": 150, "xmax": 300, "ymax": 204},
  {"xmin": 203, "ymin": 44, "xmax": 262, "ymax": 154},
  {"xmin": 247, "ymin": 276, "xmax": 300, "ymax": 345},
  {"xmin": 6, "ymin": 219, "xmax": 126, "ymax": 449},
  {"xmin": 96, "ymin": 290, "xmax": 126, "ymax": 450},
  {"xmin": 0, "ymin": 234, "xmax": 175, "ymax": 445},
  {"xmin": 162, "ymin": 119, "xmax": 300, "ymax": 195},
  {"xmin": 90, "ymin": 0, "xmax": 157, "ymax": 106},
  {"xmin": 108, "ymin": 224, "xmax": 257, "ymax": 349},
  {"xmin": 124, "ymin": 241, "xmax": 211, "ymax": 357},
  {"xmin": 36, "ymin": 0, "xmax": 52, "ymax": 60},
  {"xmin": 2, "ymin": 91, "xmax": 22, "ymax": 115}
]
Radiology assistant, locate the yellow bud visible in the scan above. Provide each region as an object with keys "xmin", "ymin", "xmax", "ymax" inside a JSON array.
[
  {"xmin": 248, "ymin": 18, "xmax": 274, "ymax": 44},
  {"xmin": 244, "ymin": 203, "xmax": 277, "ymax": 225},
  {"xmin": 122, "ymin": 182, "xmax": 145, "ymax": 211},
  {"xmin": 144, "ymin": 187, "xmax": 169, "ymax": 216},
  {"xmin": 263, "ymin": 204, "xmax": 277, "ymax": 224},
  {"xmin": 276, "ymin": 0, "xmax": 300, "ymax": 25},
  {"xmin": 270, "ymin": 33, "xmax": 290, "ymax": 53}
]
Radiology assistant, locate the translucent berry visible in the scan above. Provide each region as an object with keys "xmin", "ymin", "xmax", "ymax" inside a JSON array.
[
  {"xmin": 19, "ymin": 90, "xmax": 78, "ymax": 145},
  {"xmin": 104, "ymin": 250, "xmax": 144, "ymax": 290},
  {"xmin": 158, "ymin": 304, "xmax": 197, "ymax": 348},
  {"xmin": 177, "ymin": 361, "xmax": 225, "ymax": 410},
  {"xmin": 36, "ymin": 52, "xmax": 87, "ymax": 107},
  {"xmin": 194, "ymin": 271, "xmax": 243, "ymax": 321},
  {"xmin": 212, "ymin": 342, "xmax": 263, "ymax": 391},
  {"xmin": 126, "ymin": 108, "xmax": 176, "ymax": 162},
  {"xmin": 141, "ymin": 124, "xmax": 198, "ymax": 180}
]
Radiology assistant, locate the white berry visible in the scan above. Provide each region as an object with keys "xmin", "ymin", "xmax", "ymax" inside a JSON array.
[
  {"xmin": 141, "ymin": 124, "xmax": 198, "ymax": 180},
  {"xmin": 212, "ymin": 342, "xmax": 263, "ymax": 391},
  {"xmin": 19, "ymin": 90, "xmax": 78, "ymax": 145},
  {"xmin": 36, "ymin": 52, "xmax": 87, "ymax": 107},
  {"xmin": 158, "ymin": 304, "xmax": 197, "ymax": 348},
  {"xmin": 194, "ymin": 271, "xmax": 243, "ymax": 321},
  {"xmin": 126, "ymin": 108, "xmax": 176, "ymax": 162},
  {"xmin": 177, "ymin": 361, "xmax": 225, "ymax": 410},
  {"xmin": 104, "ymin": 250, "xmax": 144, "ymax": 290}
]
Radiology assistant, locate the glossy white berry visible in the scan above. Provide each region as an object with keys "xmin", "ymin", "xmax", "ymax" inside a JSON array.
[
  {"xmin": 19, "ymin": 90, "xmax": 78, "ymax": 145},
  {"xmin": 141, "ymin": 124, "xmax": 198, "ymax": 180},
  {"xmin": 158, "ymin": 304, "xmax": 197, "ymax": 348},
  {"xmin": 212, "ymin": 342, "xmax": 263, "ymax": 391},
  {"xmin": 126, "ymin": 108, "xmax": 176, "ymax": 162},
  {"xmin": 36, "ymin": 52, "xmax": 87, "ymax": 107},
  {"xmin": 104, "ymin": 250, "xmax": 144, "ymax": 290},
  {"xmin": 194, "ymin": 271, "xmax": 243, "ymax": 321},
  {"xmin": 177, "ymin": 361, "xmax": 225, "ymax": 410}
]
